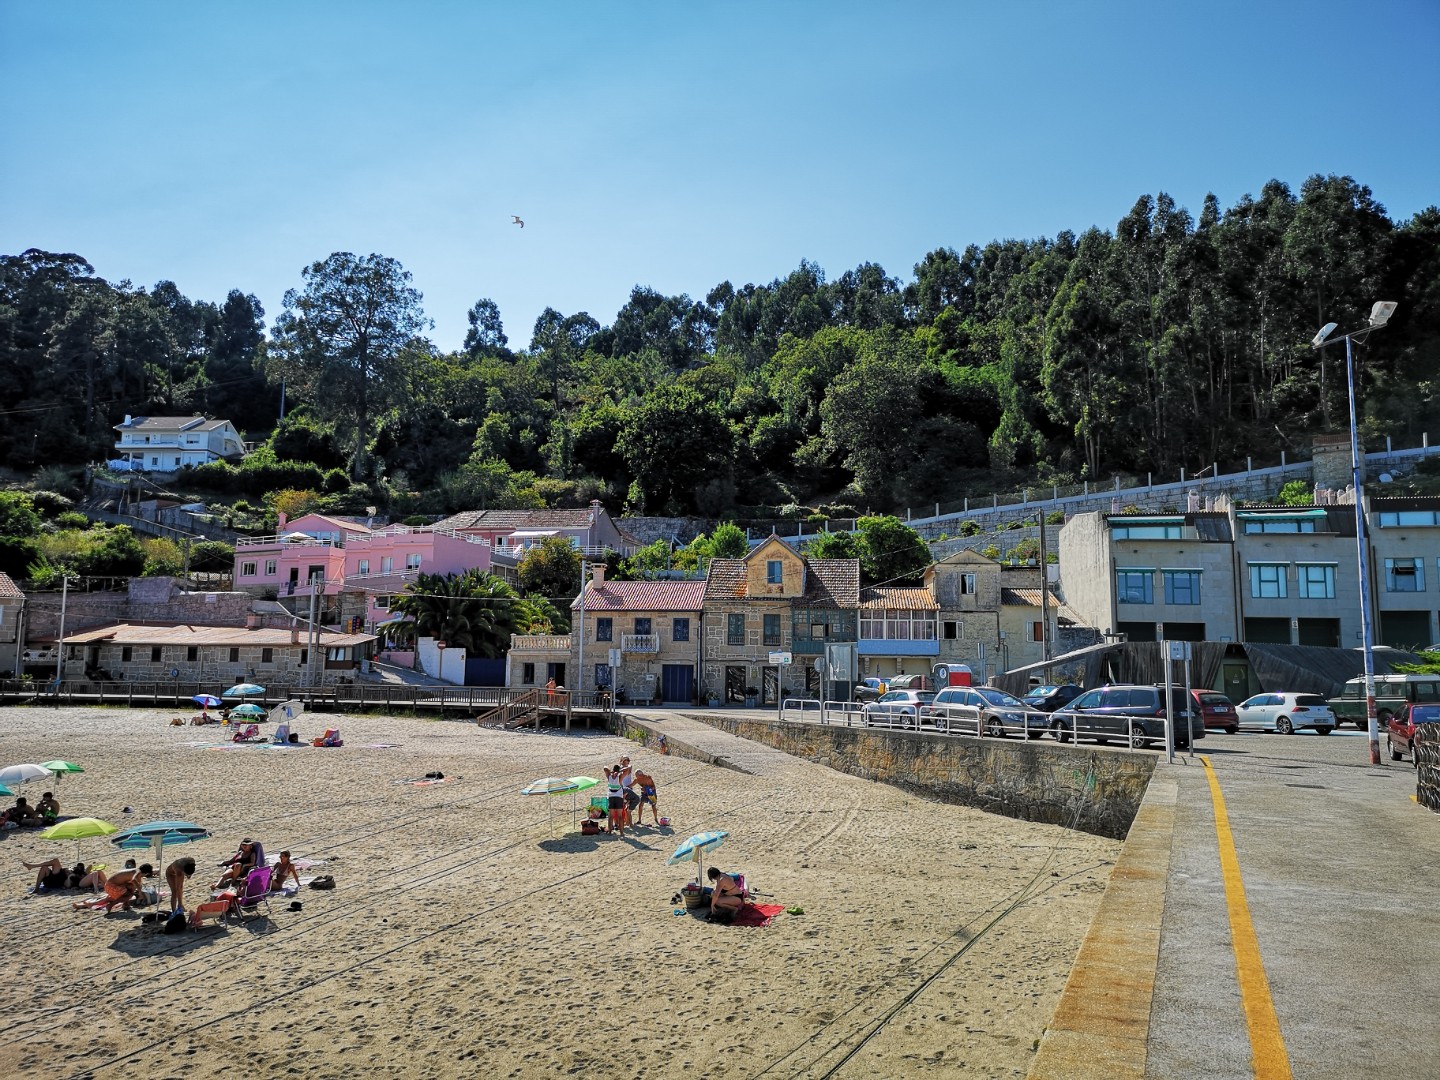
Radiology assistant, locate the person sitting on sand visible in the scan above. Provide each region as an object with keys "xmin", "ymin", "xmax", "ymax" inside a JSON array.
[
  {"xmin": 74, "ymin": 864, "xmax": 153, "ymax": 912},
  {"xmin": 36, "ymin": 792, "xmax": 60, "ymax": 823},
  {"xmin": 8, "ymin": 798, "xmax": 42, "ymax": 827},
  {"xmin": 166, "ymin": 857, "xmax": 196, "ymax": 913},
  {"xmin": 269, "ymin": 850, "xmax": 301, "ymax": 892},
  {"xmin": 707, "ymin": 867, "xmax": 745, "ymax": 920},
  {"xmin": 632, "ymin": 768, "xmax": 659, "ymax": 826},
  {"xmin": 214, "ymin": 839, "xmax": 264, "ymax": 890}
]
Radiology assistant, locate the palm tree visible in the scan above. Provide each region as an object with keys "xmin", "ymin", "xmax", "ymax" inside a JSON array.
[{"xmin": 390, "ymin": 570, "xmax": 523, "ymax": 659}]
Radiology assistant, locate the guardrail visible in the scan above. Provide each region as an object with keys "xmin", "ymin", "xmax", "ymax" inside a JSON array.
[
  {"xmin": 780, "ymin": 697, "xmax": 822, "ymax": 722},
  {"xmin": 819, "ymin": 700, "xmax": 865, "ymax": 726}
]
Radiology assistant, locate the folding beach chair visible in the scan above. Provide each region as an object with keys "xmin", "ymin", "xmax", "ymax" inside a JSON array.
[
  {"xmin": 232, "ymin": 724, "xmax": 261, "ymax": 743},
  {"xmin": 271, "ymin": 722, "xmax": 290, "ymax": 745},
  {"xmin": 230, "ymin": 866, "xmax": 274, "ymax": 925},
  {"xmin": 189, "ymin": 898, "xmax": 232, "ymax": 930}
]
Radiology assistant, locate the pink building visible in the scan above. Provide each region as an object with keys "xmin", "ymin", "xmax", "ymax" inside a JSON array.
[
  {"xmin": 232, "ymin": 513, "xmax": 368, "ymax": 598},
  {"xmin": 343, "ymin": 524, "xmax": 497, "ymax": 627}
]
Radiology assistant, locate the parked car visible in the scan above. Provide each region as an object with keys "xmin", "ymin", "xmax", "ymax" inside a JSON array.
[
  {"xmin": 1192, "ymin": 690, "xmax": 1239, "ymax": 733},
  {"xmin": 1022, "ymin": 684, "xmax": 1083, "ymax": 713},
  {"xmin": 922, "ymin": 686, "xmax": 1039, "ymax": 737},
  {"xmin": 854, "ymin": 678, "xmax": 888, "ymax": 703},
  {"xmin": 1386, "ymin": 702, "xmax": 1440, "ymax": 765},
  {"xmin": 1329, "ymin": 674, "xmax": 1440, "ymax": 729},
  {"xmin": 1234, "ymin": 693, "xmax": 1335, "ymax": 735},
  {"xmin": 862, "ymin": 689, "xmax": 936, "ymax": 728},
  {"xmin": 1050, "ymin": 685, "xmax": 1204, "ymax": 749}
]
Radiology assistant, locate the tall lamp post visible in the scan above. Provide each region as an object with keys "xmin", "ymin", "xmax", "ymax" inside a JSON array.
[{"xmin": 1312, "ymin": 300, "xmax": 1398, "ymax": 766}]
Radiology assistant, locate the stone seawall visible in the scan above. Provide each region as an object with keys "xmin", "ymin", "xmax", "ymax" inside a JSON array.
[{"xmin": 672, "ymin": 713, "xmax": 1154, "ymax": 839}]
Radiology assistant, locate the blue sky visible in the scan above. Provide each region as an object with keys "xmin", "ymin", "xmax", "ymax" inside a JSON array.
[{"xmin": 2, "ymin": 1, "xmax": 1436, "ymax": 352}]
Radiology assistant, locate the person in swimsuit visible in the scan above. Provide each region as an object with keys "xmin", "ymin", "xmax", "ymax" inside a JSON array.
[
  {"xmin": 707, "ymin": 867, "xmax": 745, "ymax": 920},
  {"xmin": 166, "ymin": 857, "xmax": 196, "ymax": 912},
  {"xmin": 36, "ymin": 792, "xmax": 60, "ymax": 822},
  {"xmin": 214, "ymin": 839, "xmax": 263, "ymax": 889},
  {"xmin": 269, "ymin": 850, "xmax": 301, "ymax": 891},
  {"xmin": 25, "ymin": 859, "xmax": 88, "ymax": 891},
  {"xmin": 631, "ymin": 769, "xmax": 659, "ymax": 826},
  {"xmin": 603, "ymin": 766, "xmax": 627, "ymax": 837},
  {"xmin": 618, "ymin": 758, "xmax": 639, "ymax": 818},
  {"xmin": 73, "ymin": 864, "xmax": 153, "ymax": 911}
]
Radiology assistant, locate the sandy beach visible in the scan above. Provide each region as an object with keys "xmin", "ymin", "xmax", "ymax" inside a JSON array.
[{"xmin": 0, "ymin": 705, "xmax": 1118, "ymax": 1079}]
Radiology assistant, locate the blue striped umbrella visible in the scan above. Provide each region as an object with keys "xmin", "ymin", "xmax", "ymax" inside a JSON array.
[
  {"xmin": 667, "ymin": 829, "xmax": 729, "ymax": 884},
  {"xmin": 111, "ymin": 820, "xmax": 210, "ymax": 888}
]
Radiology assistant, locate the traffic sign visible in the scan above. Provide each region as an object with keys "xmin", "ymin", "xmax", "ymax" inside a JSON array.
[{"xmin": 769, "ymin": 651, "xmax": 792, "ymax": 665}]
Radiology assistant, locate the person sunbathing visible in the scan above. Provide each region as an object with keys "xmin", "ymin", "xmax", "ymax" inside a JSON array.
[
  {"xmin": 214, "ymin": 839, "xmax": 264, "ymax": 889},
  {"xmin": 74, "ymin": 864, "xmax": 153, "ymax": 911},
  {"xmin": 269, "ymin": 850, "xmax": 301, "ymax": 892},
  {"xmin": 25, "ymin": 859, "xmax": 90, "ymax": 892},
  {"xmin": 7, "ymin": 798, "xmax": 42, "ymax": 827},
  {"xmin": 707, "ymin": 867, "xmax": 746, "ymax": 920}
]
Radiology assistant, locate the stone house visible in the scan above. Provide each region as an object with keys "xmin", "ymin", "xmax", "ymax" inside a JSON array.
[{"xmin": 701, "ymin": 535, "xmax": 859, "ymax": 705}]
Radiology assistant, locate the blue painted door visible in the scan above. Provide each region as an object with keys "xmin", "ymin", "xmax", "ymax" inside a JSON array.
[{"xmin": 661, "ymin": 664, "xmax": 693, "ymax": 703}]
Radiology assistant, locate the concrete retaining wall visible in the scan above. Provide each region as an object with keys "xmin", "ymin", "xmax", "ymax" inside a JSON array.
[{"xmin": 668, "ymin": 713, "xmax": 1154, "ymax": 839}]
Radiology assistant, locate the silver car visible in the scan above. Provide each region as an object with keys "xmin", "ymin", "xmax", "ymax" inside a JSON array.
[
  {"xmin": 1234, "ymin": 693, "xmax": 1336, "ymax": 735},
  {"xmin": 861, "ymin": 689, "xmax": 936, "ymax": 729},
  {"xmin": 922, "ymin": 686, "xmax": 1038, "ymax": 737}
]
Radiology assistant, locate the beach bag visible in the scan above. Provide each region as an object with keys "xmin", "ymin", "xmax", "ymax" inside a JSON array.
[
  {"xmin": 581, "ymin": 820, "xmax": 601, "ymax": 835},
  {"xmin": 162, "ymin": 908, "xmax": 188, "ymax": 934},
  {"xmin": 309, "ymin": 875, "xmax": 335, "ymax": 890}
]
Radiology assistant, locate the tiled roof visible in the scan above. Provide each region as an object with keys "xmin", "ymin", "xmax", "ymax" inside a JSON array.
[
  {"xmin": 113, "ymin": 416, "xmax": 231, "ymax": 432},
  {"xmin": 702, "ymin": 558, "xmax": 860, "ymax": 606},
  {"xmin": 859, "ymin": 586, "xmax": 937, "ymax": 610},
  {"xmin": 0, "ymin": 572, "xmax": 23, "ymax": 600},
  {"xmin": 1000, "ymin": 587, "xmax": 1060, "ymax": 607},
  {"xmin": 573, "ymin": 580, "xmax": 706, "ymax": 612},
  {"xmin": 59, "ymin": 623, "xmax": 376, "ymax": 647},
  {"xmin": 432, "ymin": 509, "xmax": 598, "ymax": 531}
]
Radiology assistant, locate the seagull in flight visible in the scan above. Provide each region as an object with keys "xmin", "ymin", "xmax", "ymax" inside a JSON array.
[{"xmin": 511, "ymin": 215, "xmax": 524, "ymax": 228}]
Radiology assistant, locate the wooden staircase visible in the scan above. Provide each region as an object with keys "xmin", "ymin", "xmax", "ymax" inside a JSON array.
[{"xmin": 476, "ymin": 689, "xmax": 541, "ymax": 729}]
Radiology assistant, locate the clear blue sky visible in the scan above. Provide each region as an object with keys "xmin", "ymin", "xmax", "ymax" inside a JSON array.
[{"xmin": 3, "ymin": 1, "xmax": 1436, "ymax": 352}]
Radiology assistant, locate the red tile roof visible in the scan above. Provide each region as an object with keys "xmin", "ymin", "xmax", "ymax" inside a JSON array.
[
  {"xmin": 573, "ymin": 580, "xmax": 706, "ymax": 612},
  {"xmin": 59, "ymin": 623, "xmax": 376, "ymax": 647},
  {"xmin": 0, "ymin": 572, "xmax": 23, "ymax": 600},
  {"xmin": 702, "ymin": 558, "xmax": 860, "ymax": 605},
  {"xmin": 433, "ymin": 509, "xmax": 599, "ymax": 531}
]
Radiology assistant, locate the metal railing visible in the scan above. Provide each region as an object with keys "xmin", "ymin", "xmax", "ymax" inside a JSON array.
[
  {"xmin": 780, "ymin": 697, "xmax": 822, "ymax": 722},
  {"xmin": 620, "ymin": 633, "xmax": 659, "ymax": 653}
]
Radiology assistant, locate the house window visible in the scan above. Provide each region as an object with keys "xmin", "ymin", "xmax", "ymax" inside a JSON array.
[
  {"xmin": 382, "ymin": 557, "xmax": 393, "ymax": 574},
  {"xmin": 1298, "ymin": 564, "xmax": 1336, "ymax": 599},
  {"xmin": 763, "ymin": 613, "xmax": 781, "ymax": 646},
  {"xmin": 405, "ymin": 553, "xmax": 422, "ymax": 570},
  {"xmin": 358, "ymin": 559, "xmax": 370, "ymax": 575},
  {"xmin": 595, "ymin": 618, "xmax": 613, "ymax": 642},
  {"xmin": 810, "ymin": 622, "xmax": 827, "ymax": 640},
  {"xmin": 1163, "ymin": 571, "xmax": 1201, "ymax": 606},
  {"xmin": 150, "ymin": 646, "xmax": 163, "ymax": 662},
  {"xmin": 1386, "ymin": 558, "xmax": 1424, "ymax": 592},
  {"xmin": 1111, "ymin": 524, "xmax": 1183, "ymax": 539},
  {"xmin": 1250, "ymin": 564, "xmax": 1288, "ymax": 598},
  {"xmin": 1242, "ymin": 517, "xmax": 1316, "ymax": 534},
  {"xmin": 375, "ymin": 596, "xmax": 390, "ymax": 610},
  {"xmin": 522, "ymin": 662, "xmax": 535, "ymax": 685},
  {"xmin": 1116, "ymin": 570, "xmax": 1153, "ymax": 604},
  {"xmin": 261, "ymin": 648, "xmax": 273, "ymax": 663},
  {"xmin": 959, "ymin": 573, "xmax": 976, "ymax": 595},
  {"xmin": 186, "ymin": 646, "xmax": 198, "ymax": 661},
  {"xmin": 229, "ymin": 647, "xmax": 240, "ymax": 662},
  {"xmin": 766, "ymin": 560, "xmax": 783, "ymax": 585},
  {"xmin": 943, "ymin": 621, "xmax": 958, "ymax": 640},
  {"xmin": 1378, "ymin": 510, "xmax": 1440, "ymax": 526},
  {"xmin": 727, "ymin": 613, "xmax": 745, "ymax": 646},
  {"xmin": 241, "ymin": 561, "xmax": 257, "ymax": 577},
  {"xmin": 595, "ymin": 663, "xmax": 611, "ymax": 687},
  {"xmin": 121, "ymin": 646, "xmax": 133, "ymax": 662},
  {"xmin": 300, "ymin": 649, "xmax": 308, "ymax": 665},
  {"xmin": 673, "ymin": 618, "xmax": 690, "ymax": 642},
  {"xmin": 328, "ymin": 647, "xmax": 346, "ymax": 662},
  {"xmin": 261, "ymin": 559, "xmax": 275, "ymax": 576},
  {"xmin": 634, "ymin": 617, "xmax": 652, "ymax": 637},
  {"xmin": 1027, "ymin": 621, "xmax": 1045, "ymax": 642}
]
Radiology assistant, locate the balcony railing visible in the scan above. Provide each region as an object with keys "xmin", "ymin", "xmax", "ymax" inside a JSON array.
[
  {"xmin": 236, "ymin": 534, "xmax": 342, "ymax": 549},
  {"xmin": 621, "ymin": 633, "xmax": 659, "ymax": 653}
]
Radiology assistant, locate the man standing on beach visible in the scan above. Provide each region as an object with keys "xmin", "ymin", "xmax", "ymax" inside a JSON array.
[{"xmin": 632, "ymin": 767, "xmax": 658, "ymax": 826}]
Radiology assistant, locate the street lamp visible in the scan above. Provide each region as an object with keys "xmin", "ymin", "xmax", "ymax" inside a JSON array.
[{"xmin": 1312, "ymin": 300, "xmax": 1398, "ymax": 766}]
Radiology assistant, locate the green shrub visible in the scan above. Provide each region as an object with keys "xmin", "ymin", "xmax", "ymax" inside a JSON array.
[
  {"xmin": 53, "ymin": 511, "xmax": 90, "ymax": 530},
  {"xmin": 1045, "ymin": 509, "xmax": 1065, "ymax": 525},
  {"xmin": 980, "ymin": 544, "xmax": 1001, "ymax": 560},
  {"xmin": 33, "ymin": 465, "xmax": 82, "ymax": 499},
  {"xmin": 322, "ymin": 468, "xmax": 350, "ymax": 494},
  {"xmin": 27, "ymin": 490, "xmax": 74, "ymax": 518},
  {"xmin": 959, "ymin": 520, "xmax": 981, "ymax": 537}
]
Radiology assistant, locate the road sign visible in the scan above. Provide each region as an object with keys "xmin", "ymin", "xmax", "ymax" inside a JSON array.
[
  {"xmin": 1167, "ymin": 640, "xmax": 1191, "ymax": 661},
  {"xmin": 769, "ymin": 651, "xmax": 792, "ymax": 665}
]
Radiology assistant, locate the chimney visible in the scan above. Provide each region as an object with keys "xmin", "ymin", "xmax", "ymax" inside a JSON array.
[
  {"xmin": 246, "ymin": 614, "xmax": 261, "ymax": 629},
  {"xmin": 278, "ymin": 512, "xmax": 288, "ymax": 530},
  {"xmin": 591, "ymin": 563, "xmax": 605, "ymax": 585},
  {"xmin": 122, "ymin": 414, "xmax": 132, "ymax": 426},
  {"xmin": 291, "ymin": 628, "xmax": 301, "ymax": 645}
]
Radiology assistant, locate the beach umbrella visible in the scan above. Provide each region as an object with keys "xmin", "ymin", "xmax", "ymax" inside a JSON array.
[
  {"xmin": 667, "ymin": 829, "xmax": 729, "ymax": 885},
  {"xmin": 111, "ymin": 820, "xmax": 210, "ymax": 894},
  {"xmin": 192, "ymin": 694, "xmax": 223, "ymax": 709},
  {"xmin": 0, "ymin": 783, "xmax": 12, "ymax": 797},
  {"xmin": 0, "ymin": 763, "xmax": 51, "ymax": 787},
  {"xmin": 566, "ymin": 776, "xmax": 599, "ymax": 828},
  {"xmin": 40, "ymin": 760, "xmax": 84, "ymax": 784},
  {"xmin": 222, "ymin": 683, "xmax": 265, "ymax": 698},
  {"xmin": 521, "ymin": 776, "xmax": 578, "ymax": 836},
  {"xmin": 40, "ymin": 816, "xmax": 118, "ymax": 861},
  {"xmin": 229, "ymin": 703, "xmax": 266, "ymax": 718}
]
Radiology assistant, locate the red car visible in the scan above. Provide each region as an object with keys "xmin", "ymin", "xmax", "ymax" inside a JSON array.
[
  {"xmin": 1386, "ymin": 702, "xmax": 1440, "ymax": 765},
  {"xmin": 1192, "ymin": 690, "xmax": 1239, "ymax": 734}
]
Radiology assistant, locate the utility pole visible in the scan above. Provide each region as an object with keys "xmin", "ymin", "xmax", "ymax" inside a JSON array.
[
  {"xmin": 1038, "ymin": 517, "xmax": 1051, "ymax": 671},
  {"xmin": 306, "ymin": 575, "xmax": 320, "ymax": 688},
  {"xmin": 54, "ymin": 576, "xmax": 70, "ymax": 695}
]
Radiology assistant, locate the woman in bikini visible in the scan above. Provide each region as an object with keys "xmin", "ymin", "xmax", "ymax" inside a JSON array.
[
  {"xmin": 73, "ymin": 864, "xmax": 153, "ymax": 911},
  {"xmin": 707, "ymin": 866, "xmax": 745, "ymax": 919}
]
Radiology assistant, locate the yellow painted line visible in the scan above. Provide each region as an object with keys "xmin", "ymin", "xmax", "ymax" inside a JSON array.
[{"xmin": 1200, "ymin": 755, "xmax": 1293, "ymax": 1080}]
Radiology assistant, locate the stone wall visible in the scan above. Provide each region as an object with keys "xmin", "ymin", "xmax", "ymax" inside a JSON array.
[{"xmin": 676, "ymin": 713, "xmax": 1154, "ymax": 839}]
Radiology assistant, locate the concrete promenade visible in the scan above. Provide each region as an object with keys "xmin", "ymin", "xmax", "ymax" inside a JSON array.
[{"xmin": 624, "ymin": 707, "xmax": 1440, "ymax": 1077}]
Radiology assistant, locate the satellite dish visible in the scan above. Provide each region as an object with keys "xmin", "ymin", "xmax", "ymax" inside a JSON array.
[{"xmin": 1378, "ymin": 473, "xmax": 1393, "ymax": 484}]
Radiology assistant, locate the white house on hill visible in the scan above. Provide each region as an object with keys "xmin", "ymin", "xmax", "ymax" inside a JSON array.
[{"xmin": 112, "ymin": 415, "xmax": 246, "ymax": 471}]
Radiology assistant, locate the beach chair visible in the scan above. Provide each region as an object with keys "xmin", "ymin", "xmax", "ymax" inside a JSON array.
[
  {"xmin": 229, "ymin": 866, "xmax": 274, "ymax": 925},
  {"xmin": 232, "ymin": 724, "xmax": 261, "ymax": 743},
  {"xmin": 189, "ymin": 898, "xmax": 232, "ymax": 930},
  {"xmin": 312, "ymin": 728, "xmax": 343, "ymax": 747},
  {"xmin": 271, "ymin": 722, "xmax": 291, "ymax": 745}
]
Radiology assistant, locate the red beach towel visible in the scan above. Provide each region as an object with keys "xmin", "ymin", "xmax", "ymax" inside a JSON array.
[{"xmin": 731, "ymin": 902, "xmax": 785, "ymax": 928}]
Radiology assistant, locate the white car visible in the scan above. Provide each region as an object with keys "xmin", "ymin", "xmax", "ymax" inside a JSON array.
[
  {"xmin": 862, "ymin": 690, "xmax": 936, "ymax": 729},
  {"xmin": 1234, "ymin": 692, "xmax": 1336, "ymax": 735}
]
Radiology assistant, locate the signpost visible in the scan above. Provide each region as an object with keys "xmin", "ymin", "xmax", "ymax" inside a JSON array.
[{"xmin": 769, "ymin": 651, "xmax": 791, "ymax": 718}]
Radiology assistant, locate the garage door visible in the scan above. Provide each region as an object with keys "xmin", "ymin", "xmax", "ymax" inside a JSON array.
[{"xmin": 661, "ymin": 665, "xmax": 693, "ymax": 703}]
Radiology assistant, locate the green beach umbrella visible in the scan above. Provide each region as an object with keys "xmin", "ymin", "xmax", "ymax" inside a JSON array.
[
  {"xmin": 40, "ymin": 816, "xmax": 119, "ymax": 861},
  {"xmin": 566, "ymin": 776, "xmax": 600, "ymax": 829},
  {"xmin": 41, "ymin": 760, "xmax": 84, "ymax": 784}
]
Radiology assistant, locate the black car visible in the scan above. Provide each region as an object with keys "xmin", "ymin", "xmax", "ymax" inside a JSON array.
[
  {"xmin": 1050, "ymin": 684, "xmax": 1205, "ymax": 749},
  {"xmin": 1022, "ymin": 684, "xmax": 1083, "ymax": 713}
]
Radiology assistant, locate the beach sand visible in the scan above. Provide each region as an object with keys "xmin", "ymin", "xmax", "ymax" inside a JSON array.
[{"xmin": 0, "ymin": 705, "xmax": 1118, "ymax": 1079}]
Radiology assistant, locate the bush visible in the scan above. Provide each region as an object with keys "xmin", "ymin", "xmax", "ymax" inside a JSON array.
[
  {"xmin": 980, "ymin": 544, "xmax": 1001, "ymax": 560},
  {"xmin": 959, "ymin": 520, "xmax": 981, "ymax": 537},
  {"xmin": 53, "ymin": 511, "xmax": 90, "ymax": 530},
  {"xmin": 0, "ymin": 535, "xmax": 41, "ymax": 577},
  {"xmin": 27, "ymin": 490, "xmax": 74, "ymax": 518},
  {"xmin": 1045, "ymin": 509, "xmax": 1066, "ymax": 525},
  {"xmin": 322, "ymin": 468, "xmax": 350, "ymax": 494},
  {"xmin": 33, "ymin": 465, "xmax": 82, "ymax": 499},
  {"xmin": 189, "ymin": 540, "xmax": 235, "ymax": 572}
]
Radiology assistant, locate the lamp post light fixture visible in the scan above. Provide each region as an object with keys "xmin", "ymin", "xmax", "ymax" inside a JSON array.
[{"xmin": 1312, "ymin": 301, "xmax": 1398, "ymax": 766}]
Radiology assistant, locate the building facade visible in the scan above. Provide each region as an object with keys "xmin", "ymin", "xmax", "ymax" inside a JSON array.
[{"xmin": 112, "ymin": 415, "xmax": 245, "ymax": 471}]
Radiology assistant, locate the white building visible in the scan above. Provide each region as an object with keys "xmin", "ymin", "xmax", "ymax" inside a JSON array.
[{"xmin": 112, "ymin": 415, "xmax": 246, "ymax": 471}]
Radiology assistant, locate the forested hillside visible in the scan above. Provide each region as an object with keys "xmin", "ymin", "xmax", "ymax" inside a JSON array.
[{"xmin": 2, "ymin": 175, "xmax": 1436, "ymax": 518}]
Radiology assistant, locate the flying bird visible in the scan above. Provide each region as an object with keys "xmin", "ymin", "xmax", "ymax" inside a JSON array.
[{"xmin": 511, "ymin": 215, "xmax": 524, "ymax": 228}]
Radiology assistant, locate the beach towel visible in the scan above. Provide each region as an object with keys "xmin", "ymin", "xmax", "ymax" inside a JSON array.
[{"xmin": 730, "ymin": 903, "xmax": 785, "ymax": 928}]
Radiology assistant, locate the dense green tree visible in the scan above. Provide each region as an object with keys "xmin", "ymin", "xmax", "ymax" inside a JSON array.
[
  {"xmin": 517, "ymin": 536, "xmax": 583, "ymax": 602},
  {"xmin": 390, "ymin": 570, "xmax": 522, "ymax": 658},
  {"xmin": 616, "ymin": 383, "xmax": 735, "ymax": 514}
]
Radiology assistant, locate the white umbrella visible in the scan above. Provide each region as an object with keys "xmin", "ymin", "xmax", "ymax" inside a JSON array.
[
  {"xmin": 0, "ymin": 763, "xmax": 51, "ymax": 787},
  {"xmin": 521, "ymin": 777, "xmax": 578, "ymax": 836}
]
